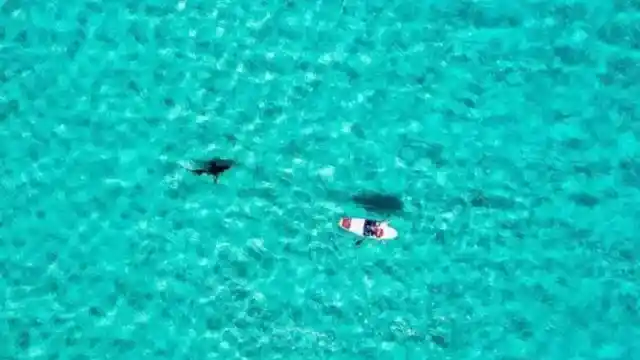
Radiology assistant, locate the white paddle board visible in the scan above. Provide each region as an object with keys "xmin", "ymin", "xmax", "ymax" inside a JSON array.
[{"xmin": 338, "ymin": 217, "xmax": 398, "ymax": 240}]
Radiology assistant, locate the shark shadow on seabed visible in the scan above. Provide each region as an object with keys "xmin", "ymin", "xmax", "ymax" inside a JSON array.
[{"xmin": 351, "ymin": 191, "xmax": 404, "ymax": 215}]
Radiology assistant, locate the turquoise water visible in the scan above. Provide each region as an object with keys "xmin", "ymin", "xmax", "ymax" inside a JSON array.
[{"xmin": 1, "ymin": 0, "xmax": 639, "ymax": 358}]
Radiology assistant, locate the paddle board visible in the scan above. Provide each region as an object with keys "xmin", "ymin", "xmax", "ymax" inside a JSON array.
[{"xmin": 337, "ymin": 217, "xmax": 398, "ymax": 240}]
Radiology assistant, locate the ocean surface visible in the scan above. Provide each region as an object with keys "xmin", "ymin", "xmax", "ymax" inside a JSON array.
[{"xmin": 1, "ymin": 0, "xmax": 639, "ymax": 359}]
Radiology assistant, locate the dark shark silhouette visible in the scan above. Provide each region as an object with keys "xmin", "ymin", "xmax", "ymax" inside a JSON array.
[
  {"xmin": 185, "ymin": 158, "xmax": 235, "ymax": 183},
  {"xmin": 352, "ymin": 192, "xmax": 404, "ymax": 214}
]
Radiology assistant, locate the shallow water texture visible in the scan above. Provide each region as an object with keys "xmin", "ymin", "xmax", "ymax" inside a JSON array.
[{"xmin": 1, "ymin": 1, "xmax": 639, "ymax": 359}]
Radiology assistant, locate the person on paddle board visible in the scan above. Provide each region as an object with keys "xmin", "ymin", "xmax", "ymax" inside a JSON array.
[
  {"xmin": 338, "ymin": 216, "xmax": 397, "ymax": 246},
  {"xmin": 355, "ymin": 219, "xmax": 387, "ymax": 246}
]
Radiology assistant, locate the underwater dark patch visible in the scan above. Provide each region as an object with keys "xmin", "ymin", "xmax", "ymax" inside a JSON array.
[
  {"xmin": 186, "ymin": 158, "xmax": 235, "ymax": 183},
  {"xmin": 352, "ymin": 192, "xmax": 404, "ymax": 214},
  {"xmin": 430, "ymin": 333, "xmax": 448, "ymax": 348}
]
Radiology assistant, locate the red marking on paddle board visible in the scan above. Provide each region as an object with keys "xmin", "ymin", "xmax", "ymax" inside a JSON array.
[
  {"xmin": 341, "ymin": 217, "xmax": 351, "ymax": 229},
  {"xmin": 375, "ymin": 227, "xmax": 384, "ymax": 238}
]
